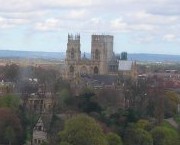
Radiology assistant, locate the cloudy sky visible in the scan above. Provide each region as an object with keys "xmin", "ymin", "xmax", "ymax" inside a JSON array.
[{"xmin": 0, "ymin": 0, "xmax": 180, "ymax": 55}]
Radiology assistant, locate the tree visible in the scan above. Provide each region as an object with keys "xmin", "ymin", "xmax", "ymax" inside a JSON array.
[
  {"xmin": 78, "ymin": 88, "xmax": 101, "ymax": 113},
  {"xmin": 60, "ymin": 142, "xmax": 73, "ymax": 145},
  {"xmin": 48, "ymin": 115, "xmax": 64, "ymax": 144},
  {"xmin": 0, "ymin": 95, "xmax": 20, "ymax": 110},
  {"xmin": 0, "ymin": 108, "xmax": 22, "ymax": 145},
  {"xmin": 40, "ymin": 141, "xmax": 49, "ymax": 145},
  {"xmin": 59, "ymin": 88, "xmax": 72, "ymax": 108},
  {"xmin": 151, "ymin": 126, "xmax": 179, "ymax": 145},
  {"xmin": 136, "ymin": 119, "xmax": 152, "ymax": 131},
  {"xmin": 106, "ymin": 132, "xmax": 123, "ymax": 145},
  {"xmin": 164, "ymin": 91, "xmax": 179, "ymax": 117},
  {"xmin": 5, "ymin": 126, "xmax": 15, "ymax": 145},
  {"xmin": 124, "ymin": 126, "xmax": 153, "ymax": 145},
  {"xmin": 3, "ymin": 64, "xmax": 20, "ymax": 82},
  {"xmin": 59, "ymin": 114, "xmax": 107, "ymax": 145}
]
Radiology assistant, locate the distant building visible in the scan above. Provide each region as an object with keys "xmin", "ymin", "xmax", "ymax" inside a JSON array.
[
  {"xmin": 64, "ymin": 34, "xmax": 117, "ymax": 79},
  {"xmin": 63, "ymin": 34, "xmax": 137, "ymax": 90},
  {"xmin": 32, "ymin": 115, "xmax": 52, "ymax": 145},
  {"xmin": 26, "ymin": 92, "xmax": 53, "ymax": 113},
  {"xmin": 118, "ymin": 60, "xmax": 137, "ymax": 78}
]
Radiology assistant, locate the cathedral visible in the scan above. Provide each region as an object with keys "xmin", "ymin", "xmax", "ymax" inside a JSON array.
[{"xmin": 64, "ymin": 34, "xmax": 119, "ymax": 80}]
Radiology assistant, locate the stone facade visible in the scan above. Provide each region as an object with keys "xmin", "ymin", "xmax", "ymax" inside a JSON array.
[
  {"xmin": 33, "ymin": 117, "xmax": 47, "ymax": 145},
  {"xmin": 64, "ymin": 34, "xmax": 116, "ymax": 80},
  {"xmin": 26, "ymin": 92, "xmax": 53, "ymax": 114}
]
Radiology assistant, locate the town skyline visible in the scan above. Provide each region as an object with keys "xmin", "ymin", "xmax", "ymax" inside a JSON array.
[{"xmin": 0, "ymin": 0, "xmax": 180, "ymax": 55}]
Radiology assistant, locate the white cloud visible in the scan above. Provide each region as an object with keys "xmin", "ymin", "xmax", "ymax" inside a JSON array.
[
  {"xmin": 0, "ymin": 16, "xmax": 29, "ymax": 28},
  {"xmin": 42, "ymin": 0, "xmax": 93, "ymax": 8},
  {"xmin": 66, "ymin": 9, "xmax": 87, "ymax": 20},
  {"xmin": 34, "ymin": 18, "xmax": 61, "ymax": 31},
  {"xmin": 0, "ymin": 0, "xmax": 180, "ymax": 46},
  {"xmin": 162, "ymin": 34, "xmax": 177, "ymax": 41},
  {"xmin": 0, "ymin": 0, "xmax": 93, "ymax": 12},
  {"xmin": 134, "ymin": 35, "xmax": 154, "ymax": 44},
  {"xmin": 110, "ymin": 18, "xmax": 129, "ymax": 32},
  {"xmin": 126, "ymin": 11, "xmax": 179, "ymax": 25},
  {"xmin": 130, "ymin": 24, "xmax": 155, "ymax": 32}
]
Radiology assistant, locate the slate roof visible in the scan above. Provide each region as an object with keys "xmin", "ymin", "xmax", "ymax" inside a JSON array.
[
  {"xmin": 82, "ymin": 75, "xmax": 117, "ymax": 86},
  {"xmin": 33, "ymin": 114, "xmax": 53, "ymax": 132}
]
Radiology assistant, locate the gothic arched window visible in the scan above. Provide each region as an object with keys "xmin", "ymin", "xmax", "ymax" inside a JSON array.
[
  {"xmin": 95, "ymin": 49, "xmax": 100, "ymax": 60},
  {"xmin": 71, "ymin": 48, "xmax": 75, "ymax": 59},
  {"xmin": 94, "ymin": 66, "xmax": 99, "ymax": 74},
  {"xmin": 70, "ymin": 65, "xmax": 74, "ymax": 73}
]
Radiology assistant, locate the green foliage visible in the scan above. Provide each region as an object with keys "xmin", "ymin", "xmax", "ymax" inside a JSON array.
[
  {"xmin": 59, "ymin": 114, "xmax": 107, "ymax": 145},
  {"xmin": 161, "ymin": 120, "xmax": 175, "ymax": 129},
  {"xmin": 60, "ymin": 88, "xmax": 72, "ymax": 106},
  {"xmin": 0, "ymin": 108, "xmax": 22, "ymax": 145},
  {"xmin": 151, "ymin": 126, "xmax": 179, "ymax": 145},
  {"xmin": 124, "ymin": 126, "xmax": 153, "ymax": 145},
  {"xmin": 106, "ymin": 132, "xmax": 123, "ymax": 145},
  {"xmin": 54, "ymin": 78, "xmax": 70, "ymax": 93},
  {"xmin": 78, "ymin": 88, "xmax": 101, "ymax": 113},
  {"xmin": 0, "ymin": 95, "xmax": 20, "ymax": 110},
  {"xmin": 164, "ymin": 91, "xmax": 179, "ymax": 117},
  {"xmin": 48, "ymin": 115, "xmax": 64, "ymax": 144},
  {"xmin": 40, "ymin": 141, "xmax": 49, "ymax": 145},
  {"xmin": 136, "ymin": 119, "xmax": 152, "ymax": 131},
  {"xmin": 55, "ymin": 88, "xmax": 73, "ymax": 112},
  {"xmin": 60, "ymin": 142, "xmax": 73, "ymax": 145},
  {"xmin": 127, "ymin": 108, "xmax": 140, "ymax": 122},
  {"xmin": 174, "ymin": 114, "xmax": 180, "ymax": 125},
  {"xmin": 5, "ymin": 126, "xmax": 15, "ymax": 144}
]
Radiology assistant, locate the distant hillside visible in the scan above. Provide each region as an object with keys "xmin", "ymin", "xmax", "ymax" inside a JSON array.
[
  {"xmin": 128, "ymin": 53, "xmax": 180, "ymax": 62},
  {"xmin": 0, "ymin": 50, "xmax": 180, "ymax": 62},
  {"xmin": 0, "ymin": 50, "xmax": 65, "ymax": 60}
]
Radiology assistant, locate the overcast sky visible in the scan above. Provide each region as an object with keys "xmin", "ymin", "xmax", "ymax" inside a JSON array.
[{"xmin": 0, "ymin": 0, "xmax": 180, "ymax": 55}]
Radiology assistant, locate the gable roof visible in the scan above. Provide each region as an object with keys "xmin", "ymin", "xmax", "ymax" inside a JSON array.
[{"xmin": 33, "ymin": 114, "xmax": 53, "ymax": 132}]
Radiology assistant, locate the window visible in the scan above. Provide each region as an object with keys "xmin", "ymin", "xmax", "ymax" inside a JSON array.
[
  {"xmin": 38, "ymin": 126, "xmax": 42, "ymax": 131},
  {"xmin": 95, "ymin": 49, "xmax": 100, "ymax": 60},
  {"xmin": 94, "ymin": 66, "xmax": 99, "ymax": 74},
  {"xmin": 38, "ymin": 139, "xmax": 41, "ymax": 144},
  {"xmin": 34, "ymin": 139, "xmax": 37, "ymax": 144},
  {"xmin": 71, "ymin": 48, "xmax": 75, "ymax": 59},
  {"xmin": 70, "ymin": 65, "xmax": 74, "ymax": 73}
]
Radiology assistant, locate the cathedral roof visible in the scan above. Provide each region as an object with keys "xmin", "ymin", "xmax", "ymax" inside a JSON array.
[{"xmin": 82, "ymin": 75, "xmax": 117, "ymax": 86}]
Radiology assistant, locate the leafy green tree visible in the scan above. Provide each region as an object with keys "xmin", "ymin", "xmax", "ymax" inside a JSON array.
[
  {"xmin": 5, "ymin": 126, "xmax": 15, "ymax": 145},
  {"xmin": 60, "ymin": 142, "xmax": 73, "ymax": 145},
  {"xmin": 136, "ymin": 119, "xmax": 152, "ymax": 131},
  {"xmin": 40, "ymin": 141, "xmax": 49, "ymax": 145},
  {"xmin": 48, "ymin": 115, "xmax": 64, "ymax": 144},
  {"xmin": 164, "ymin": 91, "xmax": 179, "ymax": 117},
  {"xmin": 124, "ymin": 126, "xmax": 153, "ymax": 145},
  {"xmin": 59, "ymin": 114, "xmax": 107, "ymax": 145},
  {"xmin": 151, "ymin": 126, "xmax": 179, "ymax": 145},
  {"xmin": 106, "ymin": 132, "xmax": 123, "ymax": 145},
  {"xmin": 78, "ymin": 88, "xmax": 101, "ymax": 113},
  {"xmin": 0, "ymin": 95, "xmax": 20, "ymax": 110},
  {"xmin": 0, "ymin": 108, "xmax": 22, "ymax": 145},
  {"xmin": 60, "ymin": 88, "xmax": 72, "ymax": 106},
  {"xmin": 127, "ymin": 108, "xmax": 140, "ymax": 122}
]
